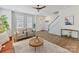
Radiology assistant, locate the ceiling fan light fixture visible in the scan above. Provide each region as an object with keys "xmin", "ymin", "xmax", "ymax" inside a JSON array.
[{"xmin": 33, "ymin": 5, "xmax": 46, "ymax": 12}]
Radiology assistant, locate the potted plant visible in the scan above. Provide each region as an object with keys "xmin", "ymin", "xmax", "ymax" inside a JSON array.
[{"xmin": 0, "ymin": 15, "xmax": 9, "ymax": 33}]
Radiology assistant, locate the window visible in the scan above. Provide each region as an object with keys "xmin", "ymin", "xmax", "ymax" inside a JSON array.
[
  {"xmin": 27, "ymin": 15, "xmax": 33, "ymax": 28},
  {"xmin": 13, "ymin": 12, "xmax": 33, "ymax": 30},
  {"xmin": 16, "ymin": 18, "xmax": 24, "ymax": 28},
  {"xmin": 15, "ymin": 13, "xmax": 25, "ymax": 28}
]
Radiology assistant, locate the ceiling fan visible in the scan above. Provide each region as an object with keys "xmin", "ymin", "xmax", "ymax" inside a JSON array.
[{"xmin": 33, "ymin": 5, "xmax": 46, "ymax": 12}]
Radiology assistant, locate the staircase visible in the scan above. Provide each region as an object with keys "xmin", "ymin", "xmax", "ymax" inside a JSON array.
[{"xmin": 48, "ymin": 16, "xmax": 60, "ymax": 32}]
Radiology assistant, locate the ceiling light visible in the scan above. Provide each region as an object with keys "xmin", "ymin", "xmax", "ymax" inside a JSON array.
[{"xmin": 33, "ymin": 5, "xmax": 46, "ymax": 12}]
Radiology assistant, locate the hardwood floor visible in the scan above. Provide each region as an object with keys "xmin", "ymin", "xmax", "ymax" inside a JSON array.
[{"xmin": 36, "ymin": 31, "xmax": 79, "ymax": 53}]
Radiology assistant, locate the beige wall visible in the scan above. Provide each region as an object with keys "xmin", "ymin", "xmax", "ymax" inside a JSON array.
[
  {"xmin": 45, "ymin": 7, "xmax": 79, "ymax": 38},
  {"xmin": 35, "ymin": 16, "xmax": 45, "ymax": 31}
]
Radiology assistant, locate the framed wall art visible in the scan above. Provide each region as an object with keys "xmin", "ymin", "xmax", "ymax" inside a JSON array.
[{"xmin": 64, "ymin": 16, "xmax": 74, "ymax": 25}]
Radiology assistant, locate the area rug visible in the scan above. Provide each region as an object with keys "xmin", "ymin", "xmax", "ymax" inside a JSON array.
[{"xmin": 13, "ymin": 37, "xmax": 71, "ymax": 53}]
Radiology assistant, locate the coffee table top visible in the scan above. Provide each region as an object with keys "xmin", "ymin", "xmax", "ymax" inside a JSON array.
[{"xmin": 29, "ymin": 37, "xmax": 44, "ymax": 47}]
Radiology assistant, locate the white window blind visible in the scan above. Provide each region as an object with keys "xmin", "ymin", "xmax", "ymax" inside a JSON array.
[
  {"xmin": 13, "ymin": 12, "xmax": 33, "ymax": 30},
  {"xmin": 27, "ymin": 15, "xmax": 33, "ymax": 28},
  {"xmin": 15, "ymin": 13, "xmax": 25, "ymax": 28}
]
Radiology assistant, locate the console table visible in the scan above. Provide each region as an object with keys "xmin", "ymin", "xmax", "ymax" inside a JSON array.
[{"xmin": 61, "ymin": 29, "xmax": 79, "ymax": 39}]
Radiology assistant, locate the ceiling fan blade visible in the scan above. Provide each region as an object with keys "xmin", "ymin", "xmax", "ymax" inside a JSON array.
[
  {"xmin": 40, "ymin": 6, "xmax": 46, "ymax": 9},
  {"xmin": 33, "ymin": 6, "xmax": 46, "ymax": 9},
  {"xmin": 32, "ymin": 5, "xmax": 46, "ymax": 12},
  {"xmin": 36, "ymin": 6, "xmax": 46, "ymax": 9},
  {"xmin": 33, "ymin": 7, "xmax": 42, "ymax": 9}
]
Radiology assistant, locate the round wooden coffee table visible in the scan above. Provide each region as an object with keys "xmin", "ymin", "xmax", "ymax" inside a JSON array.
[{"xmin": 29, "ymin": 37, "xmax": 44, "ymax": 52}]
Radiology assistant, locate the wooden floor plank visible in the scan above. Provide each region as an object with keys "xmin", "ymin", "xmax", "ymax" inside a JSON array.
[{"xmin": 36, "ymin": 31, "xmax": 79, "ymax": 53}]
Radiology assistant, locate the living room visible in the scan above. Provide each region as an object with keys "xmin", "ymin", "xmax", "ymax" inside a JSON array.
[{"xmin": 0, "ymin": 5, "xmax": 79, "ymax": 53}]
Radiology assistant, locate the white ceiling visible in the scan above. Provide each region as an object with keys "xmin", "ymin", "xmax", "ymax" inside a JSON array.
[{"xmin": 0, "ymin": 5, "xmax": 76, "ymax": 16}]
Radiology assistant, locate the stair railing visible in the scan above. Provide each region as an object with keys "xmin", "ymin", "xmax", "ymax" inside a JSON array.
[{"xmin": 48, "ymin": 16, "xmax": 60, "ymax": 31}]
